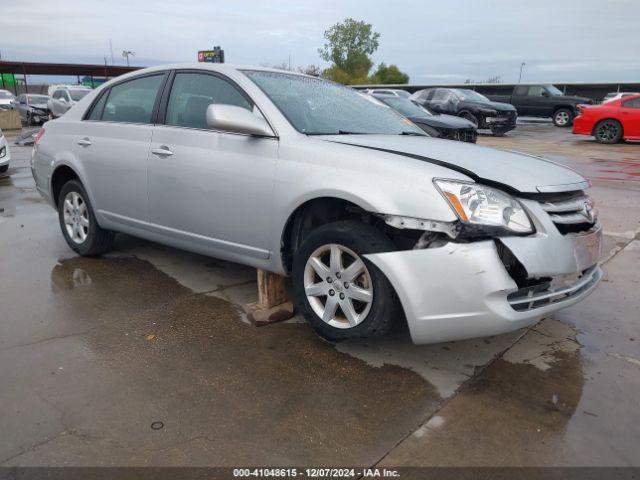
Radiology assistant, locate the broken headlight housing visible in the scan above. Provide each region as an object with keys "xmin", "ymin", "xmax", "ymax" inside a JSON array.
[{"xmin": 434, "ymin": 179, "xmax": 534, "ymax": 235}]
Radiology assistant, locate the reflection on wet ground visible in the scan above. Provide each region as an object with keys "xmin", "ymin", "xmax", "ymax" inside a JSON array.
[{"xmin": 1, "ymin": 128, "xmax": 640, "ymax": 467}]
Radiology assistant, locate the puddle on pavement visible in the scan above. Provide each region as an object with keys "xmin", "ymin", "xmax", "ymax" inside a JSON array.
[{"xmin": 2, "ymin": 254, "xmax": 441, "ymax": 466}]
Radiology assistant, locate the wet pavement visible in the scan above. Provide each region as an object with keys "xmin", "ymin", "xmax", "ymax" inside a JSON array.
[{"xmin": 0, "ymin": 125, "xmax": 639, "ymax": 467}]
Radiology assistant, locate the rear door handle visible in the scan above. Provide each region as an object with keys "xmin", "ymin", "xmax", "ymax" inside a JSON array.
[
  {"xmin": 77, "ymin": 137, "xmax": 92, "ymax": 147},
  {"xmin": 151, "ymin": 146, "xmax": 174, "ymax": 157}
]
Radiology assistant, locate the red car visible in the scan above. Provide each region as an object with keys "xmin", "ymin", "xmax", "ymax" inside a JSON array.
[{"xmin": 573, "ymin": 94, "xmax": 640, "ymax": 144}]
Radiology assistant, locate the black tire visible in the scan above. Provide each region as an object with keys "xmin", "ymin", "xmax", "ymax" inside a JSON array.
[
  {"xmin": 460, "ymin": 111, "xmax": 478, "ymax": 128},
  {"xmin": 292, "ymin": 220, "xmax": 401, "ymax": 343},
  {"xmin": 594, "ymin": 119, "xmax": 623, "ymax": 144},
  {"xmin": 0, "ymin": 164, "xmax": 8, "ymax": 174},
  {"xmin": 58, "ymin": 179, "xmax": 115, "ymax": 256},
  {"xmin": 553, "ymin": 108, "xmax": 574, "ymax": 127},
  {"xmin": 26, "ymin": 112, "xmax": 34, "ymax": 127}
]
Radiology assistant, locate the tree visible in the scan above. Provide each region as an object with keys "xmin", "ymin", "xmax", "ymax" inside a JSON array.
[
  {"xmin": 369, "ymin": 63, "xmax": 409, "ymax": 84},
  {"xmin": 319, "ymin": 18, "xmax": 380, "ymax": 84}
]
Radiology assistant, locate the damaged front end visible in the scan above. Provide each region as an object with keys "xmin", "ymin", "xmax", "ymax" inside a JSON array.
[{"xmin": 366, "ymin": 187, "xmax": 603, "ymax": 344}]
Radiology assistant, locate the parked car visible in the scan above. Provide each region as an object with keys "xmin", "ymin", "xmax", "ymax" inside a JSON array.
[
  {"xmin": 411, "ymin": 88, "xmax": 517, "ymax": 136},
  {"xmin": 48, "ymin": 86, "xmax": 92, "ymax": 118},
  {"xmin": 14, "ymin": 94, "xmax": 51, "ymax": 125},
  {"xmin": 487, "ymin": 84, "xmax": 593, "ymax": 127},
  {"xmin": 32, "ymin": 64, "xmax": 602, "ymax": 345},
  {"xmin": 370, "ymin": 92, "xmax": 477, "ymax": 142},
  {"xmin": 573, "ymin": 94, "xmax": 640, "ymax": 144},
  {"xmin": 0, "ymin": 128, "xmax": 10, "ymax": 174},
  {"xmin": 363, "ymin": 88, "xmax": 411, "ymax": 98},
  {"xmin": 602, "ymin": 92, "xmax": 639, "ymax": 103},
  {"xmin": 0, "ymin": 89, "xmax": 15, "ymax": 110}
]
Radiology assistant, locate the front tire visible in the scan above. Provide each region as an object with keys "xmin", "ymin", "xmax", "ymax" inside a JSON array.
[
  {"xmin": 594, "ymin": 119, "xmax": 623, "ymax": 144},
  {"xmin": 0, "ymin": 165, "xmax": 8, "ymax": 174},
  {"xmin": 292, "ymin": 221, "xmax": 401, "ymax": 342},
  {"xmin": 58, "ymin": 179, "xmax": 115, "ymax": 256},
  {"xmin": 553, "ymin": 108, "xmax": 573, "ymax": 127}
]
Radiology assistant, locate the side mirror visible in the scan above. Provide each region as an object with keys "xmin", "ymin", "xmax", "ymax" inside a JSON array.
[
  {"xmin": 206, "ymin": 104, "xmax": 274, "ymax": 137},
  {"xmin": 541, "ymin": 90, "xmax": 550, "ymax": 97}
]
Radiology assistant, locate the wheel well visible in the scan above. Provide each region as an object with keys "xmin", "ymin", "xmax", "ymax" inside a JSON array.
[
  {"xmin": 280, "ymin": 198, "xmax": 375, "ymax": 272},
  {"xmin": 553, "ymin": 105, "xmax": 574, "ymax": 114},
  {"xmin": 592, "ymin": 118, "xmax": 623, "ymax": 136},
  {"xmin": 279, "ymin": 197, "xmax": 430, "ymax": 273},
  {"xmin": 51, "ymin": 166, "xmax": 79, "ymax": 206}
]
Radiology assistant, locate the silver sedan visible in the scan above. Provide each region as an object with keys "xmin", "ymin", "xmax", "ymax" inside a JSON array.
[{"xmin": 31, "ymin": 64, "xmax": 602, "ymax": 344}]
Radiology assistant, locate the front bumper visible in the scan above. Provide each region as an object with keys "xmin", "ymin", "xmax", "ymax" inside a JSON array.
[
  {"xmin": 365, "ymin": 224, "xmax": 602, "ymax": 345},
  {"xmin": 28, "ymin": 110, "xmax": 49, "ymax": 124},
  {"xmin": 481, "ymin": 112, "xmax": 517, "ymax": 131}
]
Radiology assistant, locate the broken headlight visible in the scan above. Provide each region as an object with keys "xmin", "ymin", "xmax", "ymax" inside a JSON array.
[{"xmin": 434, "ymin": 179, "xmax": 533, "ymax": 235}]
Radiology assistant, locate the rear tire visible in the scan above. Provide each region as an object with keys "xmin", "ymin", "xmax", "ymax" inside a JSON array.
[
  {"xmin": 553, "ymin": 108, "xmax": 573, "ymax": 127},
  {"xmin": 58, "ymin": 179, "xmax": 115, "ymax": 256},
  {"xmin": 594, "ymin": 119, "xmax": 623, "ymax": 144},
  {"xmin": 292, "ymin": 220, "xmax": 401, "ymax": 343}
]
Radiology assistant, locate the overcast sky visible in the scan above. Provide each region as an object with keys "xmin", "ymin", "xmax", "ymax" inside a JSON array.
[{"xmin": 1, "ymin": 0, "xmax": 638, "ymax": 84}]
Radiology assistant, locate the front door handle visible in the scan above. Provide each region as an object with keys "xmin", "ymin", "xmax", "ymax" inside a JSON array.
[
  {"xmin": 151, "ymin": 146, "xmax": 174, "ymax": 157},
  {"xmin": 77, "ymin": 137, "xmax": 92, "ymax": 147}
]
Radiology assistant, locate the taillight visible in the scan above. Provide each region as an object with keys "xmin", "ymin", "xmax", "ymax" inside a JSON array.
[{"xmin": 33, "ymin": 128, "xmax": 45, "ymax": 146}]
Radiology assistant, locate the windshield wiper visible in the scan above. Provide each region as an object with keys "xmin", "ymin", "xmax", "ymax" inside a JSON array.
[
  {"xmin": 304, "ymin": 130, "xmax": 370, "ymax": 135},
  {"xmin": 399, "ymin": 131, "xmax": 426, "ymax": 136}
]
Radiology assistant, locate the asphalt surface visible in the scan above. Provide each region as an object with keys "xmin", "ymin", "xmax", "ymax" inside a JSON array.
[{"xmin": 0, "ymin": 124, "xmax": 638, "ymax": 467}]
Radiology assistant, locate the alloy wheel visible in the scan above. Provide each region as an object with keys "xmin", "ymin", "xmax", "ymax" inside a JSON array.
[
  {"xmin": 63, "ymin": 191, "xmax": 89, "ymax": 244},
  {"xmin": 596, "ymin": 121, "xmax": 620, "ymax": 143},
  {"xmin": 303, "ymin": 243, "xmax": 373, "ymax": 329},
  {"xmin": 555, "ymin": 111, "xmax": 570, "ymax": 126}
]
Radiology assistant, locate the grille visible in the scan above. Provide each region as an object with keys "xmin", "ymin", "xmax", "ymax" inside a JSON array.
[
  {"xmin": 540, "ymin": 194, "xmax": 597, "ymax": 234},
  {"xmin": 507, "ymin": 266, "xmax": 601, "ymax": 312}
]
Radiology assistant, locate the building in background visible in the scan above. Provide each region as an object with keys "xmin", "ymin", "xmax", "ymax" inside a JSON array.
[{"xmin": 198, "ymin": 46, "xmax": 225, "ymax": 63}]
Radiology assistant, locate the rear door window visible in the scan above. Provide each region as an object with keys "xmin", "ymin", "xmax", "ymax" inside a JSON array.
[
  {"xmin": 514, "ymin": 86, "xmax": 528, "ymax": 96},
  {"xmin": 528, "ymin": 86, "xmax": 546, "ymax": 96},
  {"xmin": 101, "ymin": 74, "xmax": 165, "ymax": 124},
  {"xmin": 165, "ymin": 72, "xmax": 252, "ymax": 129}
]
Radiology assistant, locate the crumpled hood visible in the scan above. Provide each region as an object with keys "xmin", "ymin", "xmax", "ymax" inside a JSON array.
[
  {"xmin": 411, "ymin": 114, "xmax": 475, "ymax": 130},
  {"xmin": 317, "ymin": 134, "xmax": 588, "ymax": 194},
  {"xmin": 462, "ymin": 100, "xmax": 516, "ymax": 112}
]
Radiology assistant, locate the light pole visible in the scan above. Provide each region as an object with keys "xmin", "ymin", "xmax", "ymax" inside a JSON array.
[
  {"xmin": 518, "ymin": 62, "xmax": 526, "ymax": 83},
  {"xmin": 122, "ymin": 50, "xmax": 135, "ymax": 67}
]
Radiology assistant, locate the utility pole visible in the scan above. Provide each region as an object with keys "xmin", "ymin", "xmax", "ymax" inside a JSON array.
[
  {"xmin": 518, "ymin": 62, "xmax": 526, "ymax": 83},
  {"xmin": 122, "ymin": 50, "xmax": 135, "ymax": 67},
  {"xmin": 109, "ymin": 39, "xmax": 114, "ymax": 65}
]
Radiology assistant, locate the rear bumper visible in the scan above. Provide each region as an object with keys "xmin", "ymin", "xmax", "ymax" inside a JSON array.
[
  {"xmin": 572, "ymin": 115, "xmax": 594, "ymax": 135},
  {"xmin": 365, "ymin": 225, "xmax": 602, "ymax": 345},
  {"xmin": 0, "ymin": 140, "xmax": 10, "ymax": 167}
]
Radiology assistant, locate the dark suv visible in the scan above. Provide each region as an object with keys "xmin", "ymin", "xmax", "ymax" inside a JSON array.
[
  {"xmin": 487, "ymin": 84, "xmax": 592, "ymax": 127},
  {"xmin": 411, "ymin": 88, "xmax": 517, "ymax": 136}
]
